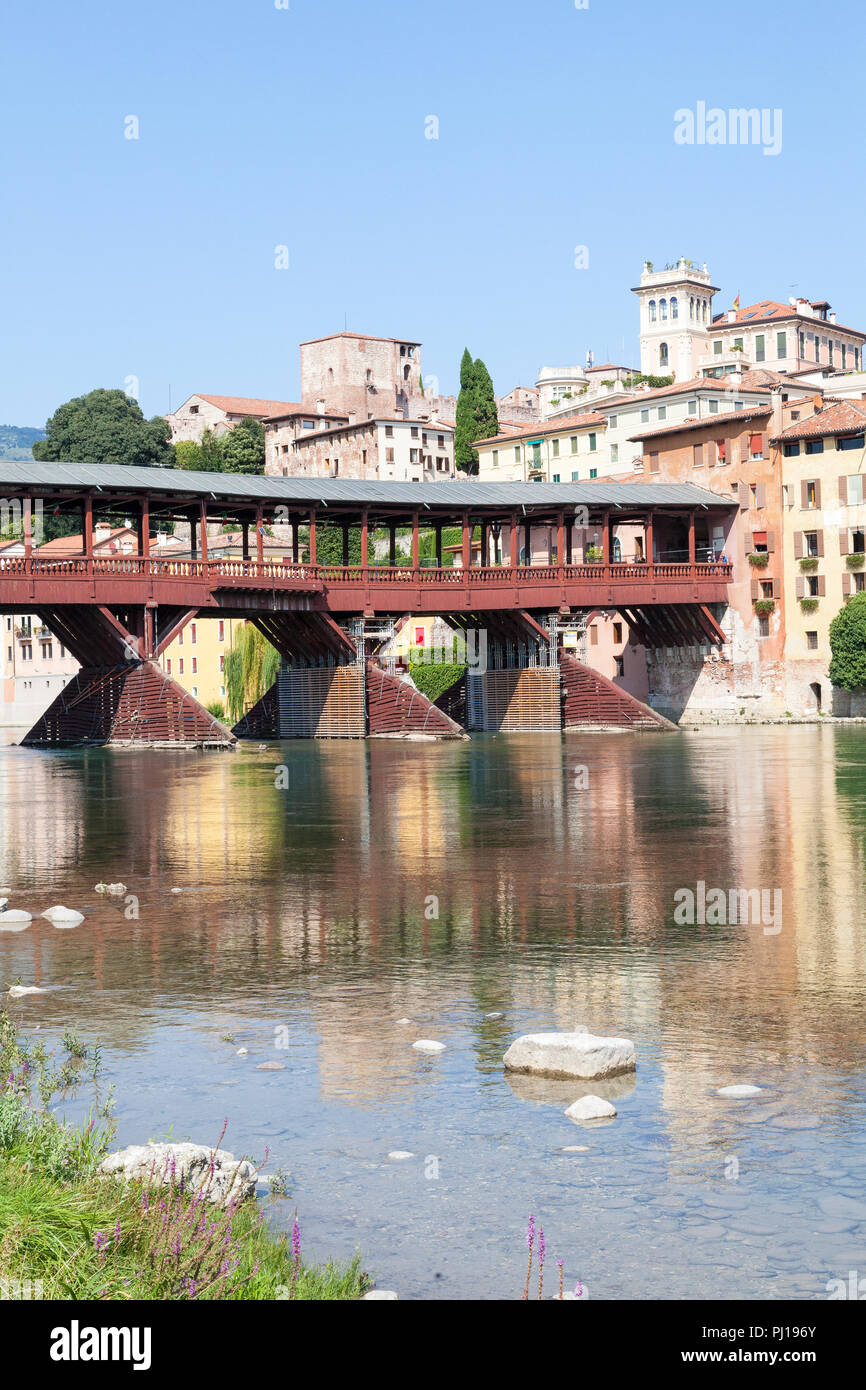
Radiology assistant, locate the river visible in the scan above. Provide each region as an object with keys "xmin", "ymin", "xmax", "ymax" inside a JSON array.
[{"xmin": 1, "ymin": 727, "xmax": 865, "ymax": 1299}]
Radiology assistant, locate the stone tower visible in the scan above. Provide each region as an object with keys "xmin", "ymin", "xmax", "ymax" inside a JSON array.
[
  {"xmin": 632, "ymin": 259, "xmax": 719, "ymax": 380},
  {"xmin": 299, "ymin": 333, "xmax": 424, "ymax": 420}
]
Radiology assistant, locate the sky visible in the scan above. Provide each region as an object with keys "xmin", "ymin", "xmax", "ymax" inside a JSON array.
[{"xmin": 1, "ymin": 0, "xmax": 863, "ymax": 428}]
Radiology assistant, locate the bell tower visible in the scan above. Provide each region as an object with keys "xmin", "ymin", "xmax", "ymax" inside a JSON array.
[{"xmin": 632, "ymin": 259, "xmax": 719, "ymax": 380}]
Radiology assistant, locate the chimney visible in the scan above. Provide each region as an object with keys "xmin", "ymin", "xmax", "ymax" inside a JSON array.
[
  {"xmin": 157, "ymin": 531, "xmax": 168, "ymax": 547},
  {"xmin": 316, "ymin": 398, "xmax": 326, "ymax": 415},
  {"xmin": 813, "ymin": 394, "xmax": 823, "ymax": 413},
  {"xmin": 727, "ymin": 310, "xmax": 736, "ymax": 323}
]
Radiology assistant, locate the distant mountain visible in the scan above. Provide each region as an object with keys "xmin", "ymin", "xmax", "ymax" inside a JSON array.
[{"xmin": 0, "ymin": 424, "xmax": 45, "ymax": 460}]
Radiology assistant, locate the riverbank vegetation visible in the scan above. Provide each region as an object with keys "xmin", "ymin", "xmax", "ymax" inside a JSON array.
[{"xmin": 0, "ymin": 1008, "xmax": 366, "ymax": 1300}]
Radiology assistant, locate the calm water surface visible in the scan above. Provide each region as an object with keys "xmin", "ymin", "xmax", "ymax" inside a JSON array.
[{"xmin": 1, "ymin": 727, "xmax": 865, "ymax": 1299}]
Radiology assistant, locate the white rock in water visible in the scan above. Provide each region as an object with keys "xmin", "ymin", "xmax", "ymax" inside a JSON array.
[
  {"xmin": 42, "ymin": 906, "xmax": 84, "ymax": 927},
  {"xmin": 236, "ymin": 1048, "xmax": 249, "ymax": 1056},
  {"xmin": 412, "ymin": 1039, "xmax": 446, "ymax": 1053},
  {"xmin": 363, "ymin": 1290, "xmax": 399, "ymax": 1300},
  {"xmin": 717, "ymin": 1084, "xmax": 763, "ymax": 1098},
  {"xmin": 98, "ymin": 1142, "xmax": 256, "ymax": 1208},
  {"xmin": 256, "ymin": 1061, "xmax": 285, "ymax": 1071},
  {"xmin": 503, "ymin": 1032, "xmax": 635, "ymax": 1081},
  {"xmin": 171, "ymin": 888, "xmax": 182, "ymax": 894},
  {"xmin": 0, "ymin": 910, "xmax": 32, "ymax": 928},
  {"xmin": 0, "ymin": 898, "xmax": 8, "ymax": 912},
  {"xmin": 387, "ymin": 1150, "xmax": 414, "ymax": 1160},
  {"xmin": 8, "ymin": 985, "xmax": 46, "ymax": 997},
  {"xmin": 565, "ymin": 1095, "xmax": 617, "ymax": 1122},
  {"xmin": 395, "ymin": 1018, "xmax": 413, "ymax": 1025},
  {"xmin": 95, "ymin": 882, "xmax": 127, "ymax": 896},
  {"xmin": 485, "ymin": 1012, "xmax": 505, "ymax": 1019}
]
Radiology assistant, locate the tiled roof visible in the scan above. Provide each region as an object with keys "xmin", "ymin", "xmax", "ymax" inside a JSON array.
[
  {"xmin": 770, "ymin": 398, "xmax": 866, "ymax": 442},
  {"xmin": 629, "ymin": 405, "xmax": 772, "ymax": 442},
  {"xmin": 37, "ymin": 526, "xmax": 136, "ymax": 555},
  {"xmin": 712, "ymin": 300, "xmax": 866, "ymax": 339},
  {"xmin": 196, "ymin": 395, "xmax": 302, "ymax": 417},
  {"xmin": 476, "ymin": 412, "xmax": 606, "ymax": 448}
]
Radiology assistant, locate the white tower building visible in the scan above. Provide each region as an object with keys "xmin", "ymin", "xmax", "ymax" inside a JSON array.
[{"xmin": 632, "ymin": 259, "xmax": 719, "ymax": 380}]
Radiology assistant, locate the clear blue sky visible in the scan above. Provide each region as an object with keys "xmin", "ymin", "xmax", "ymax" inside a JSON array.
[{"xmin": 1, "ymin": 0, "xmax": 862, "ymax": 427}]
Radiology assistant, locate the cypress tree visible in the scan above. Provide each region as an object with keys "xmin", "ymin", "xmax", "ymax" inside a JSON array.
[{"xmin": 455, "ymin": 349, "xmax": 499, "ymax": 475}]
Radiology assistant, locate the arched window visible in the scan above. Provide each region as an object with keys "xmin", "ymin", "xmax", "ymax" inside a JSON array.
[
  {"xmin": 613, "ymin": 537, "xmax": 622, "ymax": 562},
  {"xmin": 690, "ymin": 296, "xmax": 694, "ymax": 319},
  {"xmin": 671, "ymin": 296, "xmax": 678, "ymax": 320},
  {"xmin": 660, "ymin": 298, "xmax": 668, "ymax": 321},
  {"xmin": 659, "ymin": 342, "xmax": 669, "ymax": 367},
  {"xmin": 702, "ymin": 300, "xmax": 708, "ymax": 323},
  {"xmin": 648, "ymin": 299, "xmax": 657, "ymax": 323}
]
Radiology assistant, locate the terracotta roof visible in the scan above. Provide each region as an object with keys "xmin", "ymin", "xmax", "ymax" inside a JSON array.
[
  {"xmin": 196, "ymin": 395, "xmax": 302, "ymax": 417},
  {"xmin": 585, "ymin": 362, "xmax": 637, "ymax": 374},
  {"xmin": 770, "ymin": 398, "xmax": 866, "ymax": 443},
  {"xmin": 299, "ymin": 332, "xmax": 421, "ymax": 347},
  {"xmin": 712, "ymin": 300, "xmax": 866, "ymax": 339},
  {"xmin": 476, "ymin": 412, "xmax": 606, "ymax": 448},
  {"xmin": 629, "ymin": 405, "xmax": 772, "ymax": 442},
  {"xmin": 37, "ymin": 525, "xmax": 137, "ymax": 556}
]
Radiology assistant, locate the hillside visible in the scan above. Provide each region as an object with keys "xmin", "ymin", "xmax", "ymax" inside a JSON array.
[{"xmin": 0, "ymin": 424, "xmax": 45, "ymax": 460}]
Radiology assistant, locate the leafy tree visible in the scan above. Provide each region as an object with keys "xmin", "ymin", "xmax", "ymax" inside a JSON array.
[
  {"xmin": 829, "ymin": 593, "xmax": 866, "ymax": 689},
  {"xmin": 220, "ymin": 416, "xmax": 265, "ymax": 475},
  {"xmin": 224, "ymin": 623, "xmax": 281, "ymax": 723},
  {"xmin": 199, "ymin": 428, "xmax": 225, "ymax": 472},
  {"xmin": 455, "ymin": 349, "xmax": 498, "ymax": 474},
  {"xmin": 33, "ymin": 388, "xmax": 173, "ymax": 468},
  {"xmin": 315, "ymin": 524, "xmax": 362, "ymax": 565},
  {"xmin": 175, "ymin": 440, "xmax": 205, "ymax": 471}
]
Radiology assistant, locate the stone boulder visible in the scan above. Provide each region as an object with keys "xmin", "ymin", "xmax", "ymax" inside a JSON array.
[
  {"xmin": 564, "ymin": 1095, "xmax": 617, "ymax": 1122},
  {"xmin": 98, "ymin": 1142, "xmax": 256, "ymax": 1208},
  {"xmin": 717, "ymin": 1084, "xmax": 763, "ymax": 1098},
  {"xmin": 503, "ymin": 1032, "xmax": 635, "ymax": 1081},
  {"xmin": 42, "ymin": 906, "xmax": 85, "ymax": 927},
  {"xmin": 0, "ymin": 909, "xmax": 32, "ymax": 929}
]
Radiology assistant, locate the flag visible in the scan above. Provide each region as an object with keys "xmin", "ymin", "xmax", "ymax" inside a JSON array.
[{"xmin": 733, "ymin": 293, "xmax": 740, "ymax": 311}]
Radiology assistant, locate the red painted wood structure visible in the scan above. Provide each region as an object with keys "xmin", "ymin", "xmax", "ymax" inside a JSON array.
[{"xmin": 0, "ymin": 464, "xmax": 736, "ymax": 743}]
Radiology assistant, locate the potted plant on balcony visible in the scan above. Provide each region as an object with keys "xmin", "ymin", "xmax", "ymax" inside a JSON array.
[
  {"xmin": 584, "ymin": 544, "xmax": 603, "ymax": 564},
  {"xmin": 754, "ymin": 599, "xmax": 775, "ymax": 617},
  {"xmin": 799, "ymin": 596, "xmax": 819, "ymax": 613},
  {"xmin": 846, "ymin": 552, "xmax": 865, "ymax": 568},
  {"xmin": 799, "ymin": 556, "xmax": 819, "ymax": 571},
  {"xmin": 748, "ymin": 552, "xmax": 770, "ymax": 568}
]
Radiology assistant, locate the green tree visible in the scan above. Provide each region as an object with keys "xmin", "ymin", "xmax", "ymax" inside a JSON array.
[
  {"xmin": 315, "ymin": 524, "xmax": 362, "ymax": 565},
  {"xmin": 220, "ymin": 416, "xmax": 265, "ymax": 474},
  {"xmin": 33, "ymin": 389, "xmax": 173, "ymax": 468},
  {"xmin": 455, "ymin": 349, "xmax": 498, "ymax": 474},
  {"xmin": 829, "ymin": 593, "xmax": 866, "ymax": 690},
  {"xmin": 224, "ymin": 623, "xmax": 281, "ymax": 723},
  {"xmin": 174, "ymin": 440, "xmax": 204, "ymax": 471}
]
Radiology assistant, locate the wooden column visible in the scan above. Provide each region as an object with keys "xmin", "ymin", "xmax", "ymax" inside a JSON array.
[
  {"xmin": 646, "ymin": 512, "xmax": 654, "ymax": 567},
  {"xmin": 510, "ymin": 512, "xmax": 518, "ymax": 570},
  {"xmin": 411, "ymin": 511, "xmax": 420, "ymax": 570},
  {"xmin": 23, "ymin": 496, "xmax": 33, "ymax": 559},
  {"xmin": 84, "ymin": 494, "xmax": 94, "ymax": 558},
  {"xmin": 308, "ymin": 508, "xmax": 316, "ymax": 565},
  {"xmin": 291, "ymin": 516, "xmax": 299, "ymax": 563},
  {"xmin": 360, "ymin": 509, "xmax": 369, "ymax": 570},
  {"xmin": 601, "ymin": 510, "xmax": 610, "ymax": 565},
  {"xmin": 140, "ymin": 496, "xmax": 150, "ymax": 558},
  {"xmin": 566, "ymin": 517, "xmax": 574, "ymax": 564},
  {"xmin": 435, "ymin": 523, "xmax": 442, "ymax": 568},
  {"xmin": 241, "ymin": 520, "xmax": 250, "ymax": 560},
  {"xmin": 480, "ymin": 522, "xmax": 488, "ymax": 568},
  {"xmin": 688, "ymin": 510, "xmax": 696, "ymax": 565},
  {"xmin": 199, "ymin": 499, "xmax": 208, "ymax": 563},
  {"xmin": 256, "ymin": 505, "xmax": 264, "ymax": 564},
  {"xmin": 556, "ymin": 510, "xmax": 565, "ymax": 567},
  {"xmin": 189, "ymin": 509, "xmax": 198, "ymax": 561},
  {"xmin": 523, "ymin": 520, "xmax": 531, "ymax": 566},
  {"xmin": 462, "ymin": 511, "xmax": 471, "ymax": 571},
  {"xmin": 341, "ymin": 524, "xmax": 350, "ymax": 567},
  {"xmin": 389, "ymin": 524, "xmax": 396, "ymax": 567}
]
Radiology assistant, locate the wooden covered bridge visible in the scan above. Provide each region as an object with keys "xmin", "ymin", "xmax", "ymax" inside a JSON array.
[{"xmin": 0, "ymin": 463, "xmax": 735, "ymax": 744}]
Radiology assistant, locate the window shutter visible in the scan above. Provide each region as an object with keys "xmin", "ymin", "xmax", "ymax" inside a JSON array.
[
  {"xmin": 840, "ymin": 528, "xmax": 850, "ymax": 555},
  {"xmin": 794, "ymin": 531, "xmax": 803, "ymax": 559},
  {"xmin": 839, "ymin": 475, "xmax": 848, "ymax": 504},
  {"xmin": 814, "ymin": 479, "xmax": 822, "ymax": 508},
  {"xmin": 843, "ymin": 572, "xmax": 852, "ymax": 596},
  {"xmin": 796, "ymin": 576, "xmax": 805, "ymax": 598},
  {"xmin": 766, "ymin": 530, "xmax": 776, "ymax": 552},
  {"xmin": 817, "ymin": 529, "xmax": 825, "ymax": 557},
  {"xmin": 692, "ymin": 444, "xmax": 702, "ymax": 468},
  {"xmin": 818, "ymin": 574, "xmax": 826, "ymax": 596},
  {"xmin": 744, "ymin": 528, "xmax": 753, "ymax": 555},
  {"xmin": 801, "ymin": 480, "xmax": 809, "ymax": 508},
  {"xmin": 739, "ymin": 481, "xmax": 748, "ymax": 511},
  {"xmin": 751, "ymin": 577, "xmax": 760, "ymax": 601},
  {"xmin": 649, "ymin": 452, "xmax": 659, "ymax": 473},
  {"xmin": 741, "ymin": 435, "xmax": 751, "ymax": 465},
  {"xmin": 772, "ymin": 577, "xmax": 780, "ymax": 598},
  {"xmin": 756, "ymin": 482, "xmax": 766, "ymax": 509}
]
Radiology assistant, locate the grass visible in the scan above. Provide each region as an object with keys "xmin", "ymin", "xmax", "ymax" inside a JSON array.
[{"xmin": 0, "ymin": 1008, "xmax": 368, "ymax": 1301}]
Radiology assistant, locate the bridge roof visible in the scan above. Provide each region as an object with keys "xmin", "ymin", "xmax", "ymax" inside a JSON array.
[{"xmin": 0, "ymin": 461, "xmax": 732, "ymax": 511}]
